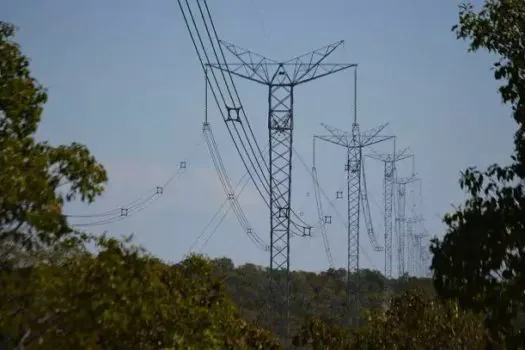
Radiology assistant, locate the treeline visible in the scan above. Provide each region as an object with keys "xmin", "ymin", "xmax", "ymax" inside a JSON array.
[
  {"xmin": 2, "ymin": 0, "xmax": 525, "ymax": 348},
  {"xmin": 0, "ymin": 240, "xmax": 483, "ymax": 349},
  {"xmin": 213, "ymin": 257, "xmax": 434, "ymax": 331}
]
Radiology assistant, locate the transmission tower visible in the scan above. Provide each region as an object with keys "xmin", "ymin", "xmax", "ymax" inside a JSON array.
[
  {"xmin": 207, "ymin": 40, "xmax": 355, "ymax": 338},
  {"xmin": 366, "ymin": 143, "xmax": 411, "ymax": 279},
  {"xmin": 396, "ymin": 172, "xmax": 418, "ymax": 277},
  {"xmin": 314, "ymin": 69, "xmax": 393, "ymax": 322},
  {"xmin": 406, "ymin": 175, "xmax": 424, "ymax": 277}
]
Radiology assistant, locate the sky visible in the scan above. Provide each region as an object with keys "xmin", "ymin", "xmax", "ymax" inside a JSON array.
[{"xmin": 2, "ymin": 0, "xmax": 516, "ymax": 274}]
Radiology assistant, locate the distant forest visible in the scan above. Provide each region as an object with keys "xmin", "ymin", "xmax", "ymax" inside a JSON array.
[{"xmin": 212, "ymin": 257, "xmax": 434, "ymax": 333}]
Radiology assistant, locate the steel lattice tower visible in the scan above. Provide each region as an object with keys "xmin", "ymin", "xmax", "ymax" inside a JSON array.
[
  {"xmin": 406, "ymin": 176, "xmax": 423, "ymax": 277},
  {"xmin": 366, "ymin": 145, "xmax": 411, "ymax": 279},
  {"xmin": 396, "ymin": 175, "xmax": 417, "ymax": 277},
  {"xmin": 208, "ymin": 40, "xmax": 355, "ymax": 338},
  {"xmin": 315, "ymin": 70, "xmax": 392, "ymax": 322}
]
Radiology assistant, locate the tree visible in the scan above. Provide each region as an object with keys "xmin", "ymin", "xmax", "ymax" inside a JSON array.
[
  {"xmin": 0, "ymin": 235, "xmax": 281, "ymax": 349},
  {"xmin": 352, "ymin": 289, "xmax": 486, "ymax": 349},
  {"xmin": 430, "ymin": 0, "xmax": 525, "ymax": 346},
  {"xmin": 293, "ymin": 289, "xmax": 485, "ymax": 349},
  {"xmin": 0, "ymin": 21, "xmax": 107, "ymax": 255}
]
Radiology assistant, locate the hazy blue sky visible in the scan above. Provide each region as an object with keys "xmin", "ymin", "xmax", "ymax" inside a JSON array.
[{"xmin": 3, "ymin": 0, "xmax": 515, "ymax": 274}]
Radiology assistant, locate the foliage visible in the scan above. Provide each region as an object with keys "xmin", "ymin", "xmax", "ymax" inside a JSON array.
[
  {"xmin": 0, "ymin": 21, "xmax": 107, "ymax": 253},
  {"xmin": 0, "ymin": 236, "xmax": 281, "ymax": 349},
  {"xmin": 430, "ymin": 0, "xmax": 525, "ymax": 346},
  {"xmin": 352, "ymin": 289, "xmax": 485, "ymax": 349},
  {"xmin": 292, "ymin": 316, "xmax": 353, "ymax": 349},
  {"xmin": 209, "ymin": 257, "xmax": 434, "ymax": 345},
  {"xmin": 292, "ymin": 289, "xmax": 485, "ymax": 350}
]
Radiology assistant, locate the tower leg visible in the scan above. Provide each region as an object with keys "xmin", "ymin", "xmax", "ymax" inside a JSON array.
[{"xmin": 268, "ymin": 84, "xmax": 293, "ymax": 340}]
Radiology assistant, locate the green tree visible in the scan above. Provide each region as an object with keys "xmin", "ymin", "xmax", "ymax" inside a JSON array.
[
  {"xmin": 430, "ymin": 0, "xmax": 525, "ymax": 346},
  {"xmin": 0, "ymin": 235, "xmax": 281, "ymax": 349},
  {"xmin": 0, "ymin": 21, "xmax": 107, "ymax": 255},
  {"xmin": 352, "ymin": 289, "xmax": 486, "ymax": 349},
  {"xmin": 293, "ymin": 289, "xmax": 485, "ymax": 349}
]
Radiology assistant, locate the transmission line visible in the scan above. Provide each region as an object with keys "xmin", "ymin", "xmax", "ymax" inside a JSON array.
[{"xmin": 66, "ymin": 139, "xmax": 204, "ymax": 227}]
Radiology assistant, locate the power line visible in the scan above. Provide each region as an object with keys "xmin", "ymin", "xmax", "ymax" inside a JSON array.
[
  {"xmin": 188, "ymin": 167, "xmax": 254, "ymax": 254},
  {"xmin": 66, "ymin": 139, "xmax": 204, "ymax": 227}
]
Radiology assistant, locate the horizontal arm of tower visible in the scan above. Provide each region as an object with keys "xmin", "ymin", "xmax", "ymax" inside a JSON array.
[
  {"xmin": 294, "ymin": 63, "xmax": 357, "ymax": 86},
  {"xmin": 360, "ymin": 123, "xmax": 392, "ymax": 146},
  {"xmin": 366, "ymin": 147, "xmax": 412, "ymax": 162},
  {"xmin": 219, "ymin": 40, "xmax": 277, "ymax": 84},
  {"xmin": 207, "ymin": 63, "xmax": 269, "ymax": 85},
  {"xmin": 361, "ymin": 134, "xmax": 395, "ymax": 148},
  {"xmin": 320, "ymin": 122, "xmax": 350, "ymax": 145},
  {"xmin": 283, "ymin": 40, "xmax": 350, "ymax": 83},
  {"xmin": 208, "ymin": 62, "xmax": 357, "ymax": 86},
  {"xmin": 315, "ymin": 134, "xmax": 350, "ymax": 148}
]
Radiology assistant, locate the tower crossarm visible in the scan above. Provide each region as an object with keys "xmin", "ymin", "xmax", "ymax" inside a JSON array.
[
  {"xmin": 318, "ymin": 123, "xmax": 394, "ymax": 148},
  {"xmin": 216, "ymin": 40, "xmax": 356, "ymax": 86},
  {"xmin": 293, "ymin": 63, "xmax": 357, "ymax": 86},
  {"xmin": 207, "ymin": 62, "xmax": 273, "ymax": 85},
  {"xmin": 320, "ymin": 122, "xmax": 351, "ymax": 146},
  {"xmin": 360, "ymin": 123, "xmax": 393, "ymax": 146},
  {"xmin": 210, "ymin": 62, "xmax": 357, "ymax": 86},
  {"xmin": 361, "ymin": 134, "xmax": 394, "ymax": 148},
  {"xmin": 366, "ymin": 147, "xmax": 411, "ymax": 163},
  {"xmin": 315, "ymin": 134, "xmax": 350, "ymax": 148},
  {"xmin": 219, "ymin": 40, "xmax": 277, "ymax": 83},
  {"xmin": 284, "ymin": 40, "xmax": 353, "ymax": 84}
]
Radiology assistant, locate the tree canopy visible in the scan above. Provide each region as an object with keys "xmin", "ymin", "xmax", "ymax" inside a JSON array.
[
  {"xmin": 292, "ymin": 289, "xmax": 485, "ymax": 349},
  {"xmin": 0, "ymin": 21, "xmax": 107, "ymax": 255},
  {"xmin": 430, "ymin": 0, "xmax": 525, "ymax": 346},
  {"xmin": 0, "ymin": 236, "xmax": 281, "ymax": 349}
]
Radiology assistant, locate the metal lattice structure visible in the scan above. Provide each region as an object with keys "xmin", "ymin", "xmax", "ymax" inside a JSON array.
[
  {"xmin": 314, "ymin": 71, "xmax": 393, "ymax": 321},
  {"xmin": 366, "ymin": 145, "xmax": 411, "ymax": 279},
  {"xmin": 207, "ymin": 40, "xmax": 356, "ymax": 338},
  {"xmin": 395, "ymin": 174, "xmax": 418, "ymax": 277}
]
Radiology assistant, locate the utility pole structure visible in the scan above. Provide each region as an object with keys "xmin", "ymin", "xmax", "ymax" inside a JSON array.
[
  {"xmin": 407, "ymin": 176, "xmax": 423, "ymax": 277},
  {"xmin": 396, "ymin": 173, "xmax": 418, "ymax": 277},
  {"xmin": 208, "ymin": 40, "xmax": 355, "ymax": 339},
  {"xmin": 314, "ymin": 69, "xmax": 393, "ymax": 323},
  {"xmin": 366, "ymin": 144, "xmax": 411, "ymax": 279}
]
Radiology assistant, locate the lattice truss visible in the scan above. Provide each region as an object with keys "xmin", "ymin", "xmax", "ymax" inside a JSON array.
[{"xmin": 310, "ymin": 120, "xmax": 394, "ymax": 309}]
